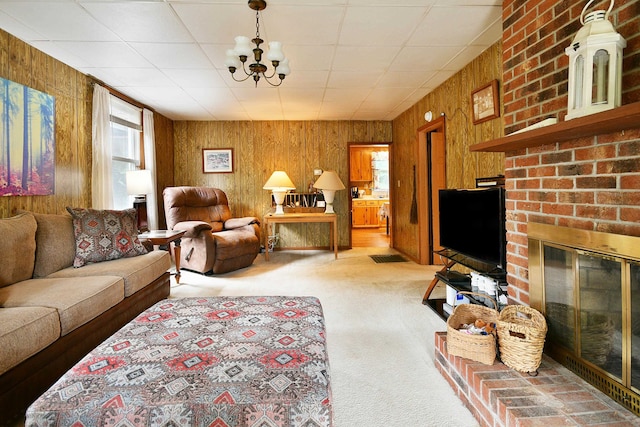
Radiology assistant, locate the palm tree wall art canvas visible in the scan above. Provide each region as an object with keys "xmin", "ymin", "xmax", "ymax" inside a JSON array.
[{"xmin": 1, "ymin": 77, "xmax": 55, "ymax": 196}]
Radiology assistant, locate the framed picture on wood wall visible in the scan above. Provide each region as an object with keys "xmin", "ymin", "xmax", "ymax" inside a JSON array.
[
  {"xmin": 202, "ymin": 148, "xmax": 233, "ymax": 173},
  {"xmin": 471, "ymin": 80, "xmax": 500, "ymax": 125}
]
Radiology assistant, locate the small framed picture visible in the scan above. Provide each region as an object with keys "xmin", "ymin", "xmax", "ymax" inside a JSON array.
[
  {"xmin": 471, "ymin": 80, "xmax": 500, "ymax": 125},
  {"xmin": 202, "ymin": 148, "xmax": 233, "ymax": 173}
]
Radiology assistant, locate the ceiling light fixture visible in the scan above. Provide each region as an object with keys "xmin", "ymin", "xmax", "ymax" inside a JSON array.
[{"xmin": 225, "ymin": 0, "xmax": 290, "ymax": 87}]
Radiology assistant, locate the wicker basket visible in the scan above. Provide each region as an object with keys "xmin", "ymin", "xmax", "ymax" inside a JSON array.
[
  {"xmin": 446, "ymin": 292, "xmax": 499, "ymax": 365},
  {"xmin": 497, "ymin": 305, "xmax": 547, "ymax": 374}
]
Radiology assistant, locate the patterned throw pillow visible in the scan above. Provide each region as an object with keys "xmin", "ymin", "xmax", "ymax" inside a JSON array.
[{"xmin": 66, "ymin": 207, "xmax": 148, "ymax": 267}]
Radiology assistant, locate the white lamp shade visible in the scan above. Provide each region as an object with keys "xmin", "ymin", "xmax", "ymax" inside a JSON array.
[
  {"xmin": 126, "ymin": 169, "xmax": 153, "ymax": 195},
  {"xmin": 266, "ymin": 41, "xmax": 284, "ymax": 62},
  {"xmin": 275, "ymin": 58, "xmax": 291, "ymax": 76},
  {"xmin": 233, "ymin": 36, "xmax": 253, "ymax": 58},
  {"xmin": 263, "ymin": 171, "xmax": 295, "ymax": 190},
  {"xmin": 225, "ymin": 49, "xmax": 241, "ymax": 68},
  {"xmin": 313, "ymin": 170, "xmax": 345, "ymax": 191}
]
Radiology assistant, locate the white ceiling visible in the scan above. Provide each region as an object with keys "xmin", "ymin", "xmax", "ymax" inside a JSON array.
[{"xmin": 0, "ymin": 0, "xmax": 503, "ymax": 121}]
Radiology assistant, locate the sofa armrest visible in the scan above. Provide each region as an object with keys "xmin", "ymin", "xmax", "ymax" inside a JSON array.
[
  {"xmin": 173, "ymin": 221, "xmax": 213, "ymax": 238},
  {"xmin": 224, "ymin": 217, "xmax": 260, "ymax": 230}
]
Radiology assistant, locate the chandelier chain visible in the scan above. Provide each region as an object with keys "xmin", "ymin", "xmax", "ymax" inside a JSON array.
[{"xmin": 255, "ymin": 10, "xmax": 260, "ymax": 39}]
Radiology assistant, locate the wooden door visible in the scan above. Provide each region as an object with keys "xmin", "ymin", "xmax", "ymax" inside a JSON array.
[
  {"xmin": 417, "ymin": 117, "xmax": 447, "ymax": 265},
  {"xmin": 430, "ymin": 131, "xmax": 445, "ymax": 254}
]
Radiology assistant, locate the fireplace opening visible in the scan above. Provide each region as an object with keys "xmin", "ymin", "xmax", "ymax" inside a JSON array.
[{"xmin": 528, "ymin": 222, "xmax": 640, "ymax": 416}]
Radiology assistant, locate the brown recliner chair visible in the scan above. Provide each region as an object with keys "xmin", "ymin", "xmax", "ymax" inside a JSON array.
[{"xmin": 163, "ymin": 186, "xmax": 261, "ymax": 275}]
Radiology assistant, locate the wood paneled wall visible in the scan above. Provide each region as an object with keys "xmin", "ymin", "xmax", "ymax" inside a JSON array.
[
  {"xmin": 0, "ymin": 29, "xmax": 175, "ymax": 220},
  {"xmin": 172, "ymin": 121, "xmax": 392, "ymax": 248},
  {"xmin": 391, "ymin": 42, "xmax": 505, "ymax": 261}
]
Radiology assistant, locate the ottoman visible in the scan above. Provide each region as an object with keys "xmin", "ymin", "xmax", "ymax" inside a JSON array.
[{"xmin": 26, "ymin": 296, "xmax": 332, "ymax": 426}]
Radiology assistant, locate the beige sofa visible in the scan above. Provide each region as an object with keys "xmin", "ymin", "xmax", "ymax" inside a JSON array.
[{"xmin": 0, "ymin": 211, "xmax": 172, "ymax": 425}]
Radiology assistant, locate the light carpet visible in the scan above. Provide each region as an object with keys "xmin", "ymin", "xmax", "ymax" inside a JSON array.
[{"xmin": 170, "ymin": 247, "xmax": 478, "ymax": 427}]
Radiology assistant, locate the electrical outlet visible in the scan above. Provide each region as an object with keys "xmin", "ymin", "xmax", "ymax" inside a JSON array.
[{"xmin": 313, "ymin": 169, "xmax": 323, "ymax": 176}]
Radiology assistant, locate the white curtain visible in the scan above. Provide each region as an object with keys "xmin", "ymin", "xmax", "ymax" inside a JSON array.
[
  {"xmin": 143, "ymin": 108, "xmax": 158, "ymax": 230},
  {"xmin": 91, "ymin": 84, "xmax": 113, "ymax": 209}
]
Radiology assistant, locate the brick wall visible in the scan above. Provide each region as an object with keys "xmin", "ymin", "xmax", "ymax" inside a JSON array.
[
  {"xmin": 502, "ymin": 0, "xmax": 640, "ymax": 134},
  {"xmin": 501, "ymin": 0, "xmax": 640, "ymax": 305}
]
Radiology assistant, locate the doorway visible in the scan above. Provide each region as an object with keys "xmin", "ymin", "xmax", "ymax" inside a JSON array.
[
  {"xmin": 416, "ymin": 117, "xmax": 446, "ymax": 264},
  {"xmin": 348, "ymin": 142, "xmax": 392, "ymax": 248}
]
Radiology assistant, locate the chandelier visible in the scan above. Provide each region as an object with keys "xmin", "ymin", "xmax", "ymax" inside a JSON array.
[{"xmin": 225, "ymin": 0, "xmax": 290, "ymax": 87}]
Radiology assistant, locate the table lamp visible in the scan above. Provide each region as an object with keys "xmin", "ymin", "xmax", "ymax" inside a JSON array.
[
  {"xmin": 126, "ymin": 169, "xmax": 153, "ymax": 231},
  {"xmin": 263, "ymin": 171, "xmax": 295, "ymax": 215},
  {"xmin": 313, "ymin": 170, "xmax": 345, "ymax": 214}
]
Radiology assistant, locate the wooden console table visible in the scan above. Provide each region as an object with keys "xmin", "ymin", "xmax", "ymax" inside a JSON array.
[
  {"xmin": 263, "ymin": 213, "xmax": 338, "ymax": 261},
  {"xmin": 139, "ymin": 230, "xmax": 186, "ymax": 283}
]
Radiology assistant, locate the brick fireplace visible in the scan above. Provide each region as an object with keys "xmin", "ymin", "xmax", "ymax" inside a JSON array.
[
  {"xmin": 459, "ymin": 0, "xmax": 640, "ymax": 420},
  {"xmin": 501, "ymin": 0, "xmax": 640, "ymax": 308}
]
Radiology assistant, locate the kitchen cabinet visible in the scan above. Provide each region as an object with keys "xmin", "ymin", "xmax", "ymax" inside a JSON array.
[
  {"xmin": 349, "ymin": 148, "xmax": 372, "ymax": 182},
  {"xmin": 352, "ymin": 199, "xmax": 387, "ymax": 228}
]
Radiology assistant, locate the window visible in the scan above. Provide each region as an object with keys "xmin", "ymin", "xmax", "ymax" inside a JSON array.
[{"xmin": 110, "ymin": 96, "xmax": 142, "ymax": 210}]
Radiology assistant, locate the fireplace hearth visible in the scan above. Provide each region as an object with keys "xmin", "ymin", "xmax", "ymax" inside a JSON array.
[{"xmin": 528, "ymin": 222, "xmax": 640, "ymax": 416}]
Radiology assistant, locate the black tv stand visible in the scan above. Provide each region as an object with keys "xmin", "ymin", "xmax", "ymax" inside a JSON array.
[
  {"xmin": 422, "ymin": 249, "xmax": 506, "ymax": 318},
  {"xmin": 435, "ymin": 270, "xmax": 470, "ymax": 285}
]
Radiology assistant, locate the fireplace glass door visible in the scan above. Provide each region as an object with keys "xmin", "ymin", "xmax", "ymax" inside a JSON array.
[
  {"xmin": 632, "ymin": 261, "xmax": 640, "ymax": 392},
  {"xmin": 577, "ymin": 252, "xmax": 622, "ymax": 380},
  {"xmin": 529, "ymin": 222, "xmax": 640, "ymax": 414},
  {"xmin": 542, "ymin": 245, "xmax": 638, "ymax": 394}
]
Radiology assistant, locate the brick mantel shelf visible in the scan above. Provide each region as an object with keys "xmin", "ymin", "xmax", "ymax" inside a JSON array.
[{"xmin": 470, "ymin": 102, "xmax": 640, "ymax": 153}]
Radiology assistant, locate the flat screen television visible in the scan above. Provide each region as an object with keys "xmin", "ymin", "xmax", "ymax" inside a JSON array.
[{"xmin": 438, "ymin": 187, "xmax": 506, "ymax": 270}]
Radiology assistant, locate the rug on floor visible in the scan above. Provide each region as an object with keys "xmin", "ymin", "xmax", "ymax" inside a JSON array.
[{"xmin": 369, "ymin": 254, "xmax": 407, "ymax": 263}]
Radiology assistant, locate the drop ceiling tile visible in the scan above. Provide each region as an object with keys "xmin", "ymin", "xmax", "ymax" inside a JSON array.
[
  {"xmin": 232, "ymin": 87, "xmax": 284, "ymax": 103},
  {"xmin": 275, "ymin": 45, "xmax": 335, "ymax": 72},
  {"xmin": 323, "ymin": 87, "xmax": 370, "ymax": 102},
  {"xmin": 471, "ymin": 17, "xmax": 502, "ymax": 46},
  {"xmin": 130, "ymin": 43, "xmax": 214, "ymax": 69},
  {"xmin": 332, "ymin": 46, "xmax": 400, "ymax": 72},
  {"xmin": 327, "ymin": 71, "xmax": 382, "ymax": 89},
  {"xmin": 172, "ymin": 4, "xmax": 250, "ymax": 44},
  {"xmin": 363, "ymin": 87, "xmax": 416, "ymax": 106},
  {"xmin": 82, "ymin": 2, "xmax": 194, "ymax": 43},
  {"xmin": 0, "ymin": 2, "xmax": 118, "ymax": 41},
  {"xmin": 422, "ymin": 70, "xmax": 455, "ymax": 90},
  {"xmin": 408, "ymin": 5, "xmax": 502, "ymax": 46},
  {"xmin": 99, "ymin": 68, "xmax": 177, "ymax": 88},
  {"xmin": 283, "ymin": 110, "xmax": 321, "ymax": 121},
  {"xmin": 376, "ymin": 70, "xmax": 438, "ymax": 88},
  {"xmin": 261, "ymin": 5, "xmax": 345, "ymax": 46},
  {"xmin": 389, "ymin": 46, "xmax": 462, "ymax": 72},
  {"xmin": 434, "ymin": 0, "xmax": 501, "ymax": 5},
  {"xmin": 347, "ymin": 0, "xmax": 436, "ymax": 5},
  {"xmin": 0, "ymin": 10, "xmax": 45, "ymax": 41},
  {"xmin": 54, "ymin": 42, "xmax": 152, "ymax": 68},
  {"xmin": 30, "ymin": 41, "xmax": 92, "ymax": 69},
  {"xmin": 274, "ymin": 70, "xmax": 330, "ymax": 89},
  {"xmin": 163, "ymin": 69, "xmax": 227, "ymax": 88},
  {"xmin": 443, "ymin": 45, "xmax": 491, "ymax": 72},
  {"xmin": 339, "ymin": 6, "xmax": 427, "ymax": 46},
  {"xmin": 266, "ymin": 0, "xmax": 347, "ymax": 5},
  {"xmin": 279, "ymin": 88, "xmax": 325, "ymax": 103}
]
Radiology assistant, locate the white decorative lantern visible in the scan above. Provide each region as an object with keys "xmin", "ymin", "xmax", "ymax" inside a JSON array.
[{"xmin": 565, "ymin": 0, "xmax": 626, "ymax": 120}]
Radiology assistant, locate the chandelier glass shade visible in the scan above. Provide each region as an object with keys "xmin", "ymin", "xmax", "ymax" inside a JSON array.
[{"xmin": 225, "ymin": 0, "xmax": 290, "ymax": 87}]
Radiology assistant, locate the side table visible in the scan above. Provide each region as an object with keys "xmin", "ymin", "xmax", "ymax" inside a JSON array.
[
  {"xmin": 139, "ymin": 230, "xmax": 186, "ymax": 284},
  {"xmin": 263, "ymin": 212, "xmax": 338, "ymax": 261}
]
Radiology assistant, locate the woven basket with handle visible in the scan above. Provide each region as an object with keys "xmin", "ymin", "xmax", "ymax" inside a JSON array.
[
  {"xmin": 446, "ymin": 292, "xmax": 498, "ymax": 365},
  {"xmin": 497, "ymin": 305, "xmax": 547, "ymax": 374}
]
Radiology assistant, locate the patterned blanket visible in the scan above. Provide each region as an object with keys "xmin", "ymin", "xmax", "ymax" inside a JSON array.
[{"xmin": 26, "ymin": 296, "xmax": 332, "ymax": 427}]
